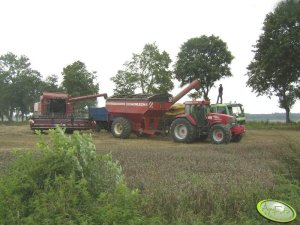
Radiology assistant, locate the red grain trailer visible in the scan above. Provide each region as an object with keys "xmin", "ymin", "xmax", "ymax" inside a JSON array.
[{"xmin": 105, "ymin": 80, "xmax": 200, "ymax": 138}]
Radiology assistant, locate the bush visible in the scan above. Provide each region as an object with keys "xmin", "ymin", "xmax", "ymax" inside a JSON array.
[{"xmin": 0, "ymin": 128, "xmax": 148, "ymax": 225}]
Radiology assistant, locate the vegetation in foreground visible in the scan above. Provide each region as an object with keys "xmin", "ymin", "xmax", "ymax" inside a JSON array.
[
  {"xmin": 0, "ymin": 128, "xmax": 157, "ymax": 225},
  {"xmin": 0, "ymin": 125, "xmax": 299, "ymax": 224}
]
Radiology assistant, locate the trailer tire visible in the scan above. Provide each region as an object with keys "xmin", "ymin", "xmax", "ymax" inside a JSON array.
[
  {"xmin": 209, "ymin": 124, "xmax": 231, "ymax": 144},
  {"xmin": 111, "ymin": 117, "xmax": 131, "ymax": 139},
  {"xmin": 65, "ymin": 128, "xmax": 74, "ymax": 134},
  {"xmin": 170, "ymin": 118, "xmax": 196, "ymax": 143}
]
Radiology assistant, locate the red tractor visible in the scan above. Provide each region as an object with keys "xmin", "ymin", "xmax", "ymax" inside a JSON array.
[{"xmin": 170, "ymin": 100, "xmax": 244, "ymax": 144}]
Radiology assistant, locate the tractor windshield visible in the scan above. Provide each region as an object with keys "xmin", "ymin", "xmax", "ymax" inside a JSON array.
[{"xmin": 228, "ymin": 105, "xmax": 244, "ymax": 117}]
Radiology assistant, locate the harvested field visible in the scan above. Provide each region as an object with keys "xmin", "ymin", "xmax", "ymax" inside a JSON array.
[{"xmin": 0, "ymin": 124, "xmax": 299, "ymax": 224}]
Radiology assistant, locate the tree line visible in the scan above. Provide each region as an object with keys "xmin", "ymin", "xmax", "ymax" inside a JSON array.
[
  {"xmin": 1, "ymin": 0, "xmax": 299, "ymax": 122},
  {"xmin": 0, "ymin": 56, "xmax": 99, "ymax": 121}
]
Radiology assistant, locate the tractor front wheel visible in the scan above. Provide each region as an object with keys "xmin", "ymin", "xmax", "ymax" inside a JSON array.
[
  {"xmin": 111, "ymin": 117, "xmax": 131, "ymax": 139},
  {"xmin": 170, "ymin": 118, "xmax": 196, "ymax": 143},
  {"xmin": 231, "ymin": 134, "xmax": 243, "ymax": 143},
  {"xmin": 209, "ymin": 124, "xmax": 232, "ymax": 144}
]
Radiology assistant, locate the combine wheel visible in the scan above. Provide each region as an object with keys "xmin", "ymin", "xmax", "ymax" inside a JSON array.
[
  {"xmin": 111, "ymin": 117, "xmax": 131, "ymax": 139},
  {"xmin": 209, "ymin": 124, "xmax": 232, "ymax": 144},
  {"xmin": 231, "ymin": 134, "xmax": 242, "ymax": 143},
  {"xmin": 170, "ymin": 118, "xmax": 196, "ymax": 143}
]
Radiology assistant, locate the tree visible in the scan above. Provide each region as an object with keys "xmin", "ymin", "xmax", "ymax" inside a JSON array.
[
  {"xmin": 174, "ymin": 35, "xmax": 234, "ymax": 100},
  {"xmin": 0, "ymin": 52, "xmax": 42, "ymax": 121},
  {"xmin": 246, "ymin": 0, "xmax": 300, "ymax": 123},
  {"xmin": 41, "ymin": 74, "xmax": 62, "ymax": 93},
  {"xmin": 111, "ymin": 70, "xmax": 138, "ymax": 95},
  {"xmin": 62, "ymin": 61, "xmax": 99, "ymax": 112},
  {"xmin": 111, "ymin": 43, "xmax": 173, "ymax": 95}
]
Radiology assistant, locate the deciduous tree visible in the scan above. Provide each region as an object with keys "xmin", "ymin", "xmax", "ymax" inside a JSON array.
[
  {"xmin": 111, "ymin": 43, "xmax": 173, "ymax": 95},
  {"xmin": 62, "ymin": 61, "xmax": 99, "ymax": 112},
  {"xmin": 0, "ymin": 52, "xmax": 42, "ymax": 121},
  {"xmin": 246, "ymin": 0, "xmax": 300, "ymax": 123},
  {"xmin": 41, "ymin": 74, "xmax": 62, "ymax": 93},
  {"xmin": 111, "ymin": 70, "xmax": 138, "ymax": 95},
  {"xmin": 174, "ymin": 35, "xmax": 233, "ymax": 100}
]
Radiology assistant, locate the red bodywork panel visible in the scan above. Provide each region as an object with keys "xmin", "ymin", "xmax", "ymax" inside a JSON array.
[
  {"xmin": 231, "ymin": 124, "xmax": 245, "ymax": 135},
  {"xmin": 181, "ymin": 114, "xmax": 198, "ymax": 126},
  {"xmin": 207, "ymin": 113, "xmax": 230, "ymax": 125}
]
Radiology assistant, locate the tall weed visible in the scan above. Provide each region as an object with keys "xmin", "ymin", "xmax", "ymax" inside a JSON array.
[{"xmin": 0, "ymin": 128, "xmax": 152, "ymax": 225}]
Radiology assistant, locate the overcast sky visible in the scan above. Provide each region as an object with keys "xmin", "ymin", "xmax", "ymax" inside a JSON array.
[{"xmin": 1, "ymin": 0, "xmax": 299, "ymax": 114}]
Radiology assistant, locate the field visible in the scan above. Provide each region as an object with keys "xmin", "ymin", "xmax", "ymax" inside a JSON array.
[{"xmin": 0, "ymin": 124, "xmax": 299, "ymax": 224}]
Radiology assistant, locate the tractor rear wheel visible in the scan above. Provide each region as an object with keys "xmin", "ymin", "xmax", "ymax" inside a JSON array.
[
  {"xmin": 209, "ymin": 124, "xmax": 231, "ymax": 144},
  {"xmin": 111, "ymin": 117, "xmax": 131, "ymax": 139},
  {"xmin": 170, "ymin": 118, "xmax": 196, "ymax": 143}
]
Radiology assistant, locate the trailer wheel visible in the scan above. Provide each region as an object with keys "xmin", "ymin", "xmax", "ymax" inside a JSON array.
[
  {"xmin": 231, "ymin": 134, "xmax": 242, "ymax": 143},
  {"xmin": 209, "ymin": 124, "xmax": 232, "ymax": 144},
  {"xmin": 95, "ymin": 122, "xmax": 102, "ymax": 132},
  {"xmin": 111, "ymin": 117, "xmax": 131, "ymax": 139},
  {"xmin": 170, "ymin": 118, "xmax": 196, "ymax": 143},
  {"xmin": 65, "ymin": 128, "xmax": 74, "ymax": 134}
]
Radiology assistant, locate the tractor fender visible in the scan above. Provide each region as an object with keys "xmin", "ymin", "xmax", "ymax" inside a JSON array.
[
  {"xmin": 175, "ymin": 114, "xmax": 197, "ymax": 126},
  {"xmin": 208, "ymin": 121, "xmax": 230, "ymax": 130},
  {"xmin": 230, "ymin": 124, "xmax": 245, "ymax": 135}
]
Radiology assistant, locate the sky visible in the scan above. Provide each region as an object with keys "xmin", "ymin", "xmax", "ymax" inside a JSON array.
[{"xmin": 1, "ymin": 0, "xmax": 299, "ymax": 114}]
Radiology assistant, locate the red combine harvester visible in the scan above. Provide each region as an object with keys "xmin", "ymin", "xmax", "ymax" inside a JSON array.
[
  {"xmin": 29, "ymin": 92, "xmax": 107, "ymax": 133},
  {"xmin": 105, "ymin": 80, "xmax": 245, "ymax": 144}
]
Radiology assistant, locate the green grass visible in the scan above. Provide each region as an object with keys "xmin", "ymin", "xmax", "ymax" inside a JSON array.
[{"xmin": 246, "ymin": 121, "xmax": 300, "ymax": 130}]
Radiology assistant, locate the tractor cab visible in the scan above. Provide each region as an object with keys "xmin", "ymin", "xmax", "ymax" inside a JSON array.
[
  {"xmin": 210, "ymin": 103, "xmax": 245, "ymax": 124},
  {"xmin": 184, "ymin": 100, "xmax": 210, "ymax": 127}
]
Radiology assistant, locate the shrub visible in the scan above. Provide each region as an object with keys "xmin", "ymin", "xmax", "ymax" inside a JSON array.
[{"xmin": 0, "ymin": 128, "xmax": 147, "ymax": 225}]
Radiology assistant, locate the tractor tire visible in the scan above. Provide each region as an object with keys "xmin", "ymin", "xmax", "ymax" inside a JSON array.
[
  {"xmin": 231, "ymin": 134, "xmax": 243, "ymax": 143},
  {"xmin": 209, "ymin": 124, "xmax": 232, "ymax": 144},
  {"xmin": 170, "ymin": 118, "xmax": 196, "ymax": 143},
  {"xmin": 111, "ymin": 117, "xmax": 131, "ymax": 139}
]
